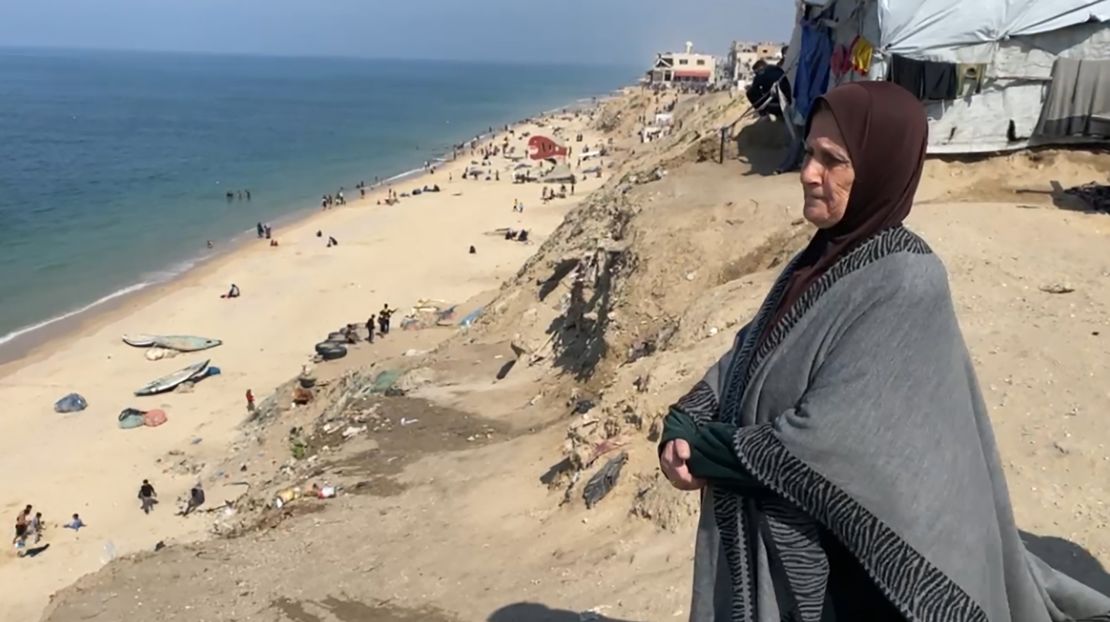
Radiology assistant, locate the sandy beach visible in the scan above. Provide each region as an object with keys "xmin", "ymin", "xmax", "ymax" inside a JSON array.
[{"xmin": 0, "ymin": 104, "xmax": 616, "ymax": 620}]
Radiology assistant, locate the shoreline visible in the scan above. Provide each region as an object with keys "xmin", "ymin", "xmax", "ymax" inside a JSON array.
[
  {"xmin": 0, "ymin": 89, "xmax": 621, "ymax": 375},
  {"xmin": 0, "ymin": 90, "xmax": 628, "ymax": 621}
]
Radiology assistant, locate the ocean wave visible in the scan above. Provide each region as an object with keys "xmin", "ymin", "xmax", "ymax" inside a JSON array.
[{"xmin": 0, "ymin": 282, "xmax": 152, "ymax": 347}]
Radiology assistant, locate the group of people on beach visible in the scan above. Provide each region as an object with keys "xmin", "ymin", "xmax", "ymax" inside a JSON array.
[
  {"xmin": 12, "ymin": 477, "xmax": 208, "ymax": 556},
  {"xmin": 321, "ymin": 189, "xmax": 346, "ymax": 210}
]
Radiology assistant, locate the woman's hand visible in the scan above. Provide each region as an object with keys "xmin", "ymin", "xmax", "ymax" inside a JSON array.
[{"xmin": 660, "ymin": 439, "xmax": 706, "ymax": 491}]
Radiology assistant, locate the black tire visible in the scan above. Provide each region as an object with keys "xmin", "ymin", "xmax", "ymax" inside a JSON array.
[
  {"xmin": 326, "ymin": 331, "xmax": 347, "ymax": 343},
  {"xmin": 314, "ymin": 342, "xmax": 347, "ymax": 360}
]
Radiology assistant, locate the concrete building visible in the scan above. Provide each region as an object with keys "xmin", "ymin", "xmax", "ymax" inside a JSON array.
[
  {"xmin": 726, "ymin": 40, "xmax": 786, "ymax": 85},
  {"xmin": 646, "ymin": 42, "xmax": 716, "ymax": 87}
]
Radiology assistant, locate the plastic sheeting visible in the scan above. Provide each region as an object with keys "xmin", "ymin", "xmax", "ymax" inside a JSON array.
[{"xmin": 880, "ymin": 0, "xmax": 1110, "ymax": 57}]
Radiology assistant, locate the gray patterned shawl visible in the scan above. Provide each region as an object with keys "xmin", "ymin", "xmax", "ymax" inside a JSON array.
[{"xmin": 672, "ymin": 226, "xmax": 1110, "ymax": 622}]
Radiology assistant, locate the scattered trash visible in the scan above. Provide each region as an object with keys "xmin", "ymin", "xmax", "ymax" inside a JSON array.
[
  {"xmin": 573, "ymin": 399, "xmax": 595, "ymax": 414},
  {"xmin": 341, "ymin": 425, "xmax": 367, "ymax": 439},
  {"xmin": 153, "ymin": 541, "xmax": 166, "ymax": 552},
  {"xmin": 190, "ymin": 436, "xmax": 203, "ymax": 445},
  {"xmin": 369, "ymin": 370, "xmax": 403, "ymax": 394},
  {"xmin": 400, "ymin": 417, "xmax": 419, "ymax": 426},
  {"xmin": 292, "ymin": 386, "xmax": 314, "ymax": 405},
  {"xmin": 54, "ymin": 393, "xmax": 88, "ymax": 413},
  {"xmin": 1040, "ymin": 283, "xmax": 1075, "ymax": 294},
  {"xmin": 459, "ymin": 306, "xmax": 484, "ymax": 328},
  {"xmin": 583, "ymin": 452, "xmax": 628, "ymax": 509}
]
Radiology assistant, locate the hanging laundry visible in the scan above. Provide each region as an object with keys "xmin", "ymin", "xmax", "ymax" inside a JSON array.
[
  {"xmin": 850, "ymin": 36, "xmax": 874, "ymax": 74},
  {"xmin": 956, "ymin": 63, "xmax": 987, "ymax": 97},
  {"xmin": 793, "ymin": 23, "xmax": 834, "ymax": 121},
  {"xmin": 923, "ymin": 62, "xmax": 958, "ymax": 100},
  {"xmin": 1036, "ymin": 58, "xmax": 1110, "ymax": 138},
  {"xmin": 888, "ymin": 54, "xmax": 958, "ymax": 101},
  {"xmin": 831, "ymin": 44, "xmax": 851, "ymax": 80}
]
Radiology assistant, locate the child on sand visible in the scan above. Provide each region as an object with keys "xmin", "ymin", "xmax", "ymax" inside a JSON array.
[
  {"xmin": 30, "ymin": 512, "xmax": 43, "ymax": 543},
  {"xmin": 64, "ymin": 514, "xmax": 86, "ymax": 531},
  {"xmin": 138, "ymin": 479, "xmax": 157, "ymax": 514}
]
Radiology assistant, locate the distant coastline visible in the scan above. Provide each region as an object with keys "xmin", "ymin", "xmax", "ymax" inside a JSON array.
[{"xmin": 0, "ymin": 48, "xmax": 634, "ymax": 363}]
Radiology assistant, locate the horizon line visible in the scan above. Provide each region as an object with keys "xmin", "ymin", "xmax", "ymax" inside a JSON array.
[{"xmin": 0, "ymin": 43, "xmax": 645, "ymax": 70}]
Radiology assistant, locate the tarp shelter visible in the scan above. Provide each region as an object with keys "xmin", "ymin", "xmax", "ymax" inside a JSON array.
[
  {"xmin": 784, "ymin": 0, "xmax": 1110, "ymax": 153},
  {"xmin": 543, "ymin": 164, "xmax": 576, "ymax": 183}
]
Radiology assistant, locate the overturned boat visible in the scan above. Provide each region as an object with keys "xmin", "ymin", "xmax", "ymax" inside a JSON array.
[
  {"xmin": 123, "ymin": 334, "xmax": 222, "ymax": 352},
  {"xmin": 134, "ymin": 360, "xmax": 210, "ymax": 396}
]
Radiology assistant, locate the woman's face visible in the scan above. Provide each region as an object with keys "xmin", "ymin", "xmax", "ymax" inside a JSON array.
[{"xmin": 800, "ymin": 108, "xmax": 855, "ymax": 229}]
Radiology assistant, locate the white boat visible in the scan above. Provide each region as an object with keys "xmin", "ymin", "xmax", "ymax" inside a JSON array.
[
  {"xmin": 123, "ymin": 334, "xmax": 222, "ymax": 352},
  {"xmin": 134, "ymin": 360, "xmax": 210, "ymax": 396}
]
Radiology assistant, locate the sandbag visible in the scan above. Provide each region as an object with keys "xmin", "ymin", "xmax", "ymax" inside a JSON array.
[
  {"xmin": 54, "ymin": 393, "xmax": 88, "ymax": 413},
  {"xmin": 143, "ymin": 409, "xmax": 167, "ymax": 427}
]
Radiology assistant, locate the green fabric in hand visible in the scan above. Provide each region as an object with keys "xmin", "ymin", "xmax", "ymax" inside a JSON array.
[{"xmin": 661, "ymin": 410, "xmax": 764, "ymax": 494}]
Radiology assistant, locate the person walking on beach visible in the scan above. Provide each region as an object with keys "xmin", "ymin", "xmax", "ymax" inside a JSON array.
[
  {"xmin": 138, "ymin": 479, "xmax": 157, "ymax": 514},
  {"xmin": 379, "ymin": 304, "xmax": 393, "ymax": 335},
  {"xmin": 257, "ymin": 222, "xmax": 264, "ymax": 239},
  {"xmin": 366, "ymin": 315, "xmax": 376, "ymax": 343},
  {"xmin": 13, "ymin": 505, "xmax": 31, "ymax": 545},
  {"xmin": 30, "ymin": 512, "xmax": 44, "ymax": 544},
  {"xmin": 246, "ymin": 389, "xmax": 256, "ymax": 414}
]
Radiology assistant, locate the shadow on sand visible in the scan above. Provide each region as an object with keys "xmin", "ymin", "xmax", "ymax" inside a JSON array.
[
  {"xmin": 488, "ymin": 603, "xmax": 639, "ymax": 622},
  {"xmin": 733, "ymin": 116, "xmax": 791, "ymax": 177}
]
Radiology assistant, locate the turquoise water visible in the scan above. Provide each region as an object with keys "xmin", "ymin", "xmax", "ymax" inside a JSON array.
[{"xmin": 0, "ymin": 48, "xmax": 635, "ymax": 344}]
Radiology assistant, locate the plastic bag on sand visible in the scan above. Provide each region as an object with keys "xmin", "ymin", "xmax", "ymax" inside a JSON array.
[
  {"xmin": 118, "ymin": 408, "xmax": 147, "ymax": 430},
  {"xmin": 54, "ymin": 393, "xmax": 88, "ymax": 413},
  {"xmin": 145, "ymin": 347, "xmax": 179, "ymax": 361},
  {"xmin": 143, "ymin": 409, "xmax": 167, "ymax": 427},
  {"xmin": 458, "ymin": 306, "xmax": 483, "ymax": 328}
]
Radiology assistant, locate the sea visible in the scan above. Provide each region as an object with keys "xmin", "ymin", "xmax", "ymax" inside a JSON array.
[{"xmin": 0, "ymin": 48, "xmax": 636, "ymax": 347}]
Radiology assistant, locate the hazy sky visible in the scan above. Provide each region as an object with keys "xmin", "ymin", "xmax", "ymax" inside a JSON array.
[{"xmin": 2, "ymin": 0, "xmax": 793, "ymax": 64}]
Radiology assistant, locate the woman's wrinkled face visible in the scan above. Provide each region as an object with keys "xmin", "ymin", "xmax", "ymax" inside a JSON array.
[{"xmin": 800, "ymin": 108, "xmax": 855, "ymax": 228}]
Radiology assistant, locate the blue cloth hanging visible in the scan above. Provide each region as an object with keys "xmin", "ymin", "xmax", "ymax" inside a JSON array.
[{"xmin": 793, "ymin": 23, "xmax": 834, "ymax": 122}]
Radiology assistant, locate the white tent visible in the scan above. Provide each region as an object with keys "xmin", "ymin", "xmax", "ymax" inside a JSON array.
[{"xmin": 786, "ymin": 0, "xmax": 1110, "ymax": 153}]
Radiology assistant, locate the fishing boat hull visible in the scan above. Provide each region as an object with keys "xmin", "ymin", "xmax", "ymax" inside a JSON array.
[
  {"xmin": 134, "ymin": 360, "xmax": 210, "ymax": 396},
  {"xmin": 123, "ymin": 335, "xmax": 222, "ymax": 352}
]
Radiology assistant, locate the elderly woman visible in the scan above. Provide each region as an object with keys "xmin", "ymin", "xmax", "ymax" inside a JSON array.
[{"xmin": 659, "ymin": 82, "xmax": 1110, "ymax": 621}]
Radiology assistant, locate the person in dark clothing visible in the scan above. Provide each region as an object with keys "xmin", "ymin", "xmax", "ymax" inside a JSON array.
[
  {"xmin": 366, "ymin": 315, "xmax": 375, "ymax": 343},
  {"xmin": 746, "ymin": 60, "xmax": 788, "ymax": 118},
  {"xmin": 379, "ymin": 305, "xmax": 393, "ymax": 335},
  {"xmin": 256, "ymin": 222, "xmax": 264, "ymax": 239},
  {"xmin": 182, "ymin": 483, "xmax": 205, "ymax": 516},
  {"xmin": 138, "ymin": 479, "xmax": 157, "ymax": 514}
]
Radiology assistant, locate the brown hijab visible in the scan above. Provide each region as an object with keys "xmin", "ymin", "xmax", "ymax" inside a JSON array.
[{"xmin": 769, "ymin": 81, "xmax": 928, "ymax": 329}]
